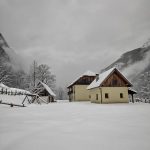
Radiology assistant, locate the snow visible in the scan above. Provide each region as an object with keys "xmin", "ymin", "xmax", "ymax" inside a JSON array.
[
  {"xmin": 0, "ymin": 82, "xmax": 30, "ymax": 94},
  {"xmin": 40, "ymin": 81, "xmax": 56, "ymax": 97},
  {"xmin": 67, "ymin": 70, "xmax": 96, "ymax": 87},
  {"xmin": 87, "ymin": 67, "xmax": 132, "ymax": 89},
  {"xmin": 0, "ymin": 83, "xmax": 9, "ymax": 89},
  {"xmin": 128, "ymin": 87, "xmax": 137, "ymax": 93},
  {"xmin": 0, "ymin": 95, "xmax": 30, "ymax": 105},
  {"xmin": 0, "ymin": 101, "xmax": 150, "ymax": 150},
  {"xmin": 8, "ymin": 88, "xmax": 30, "ymax": 94},
  {"xmin": 87, "ymin": 67, "xmax": 115, "ymax": 89},
  {"xmin": 82, "ymin": 70, "xmax": 96, "ymax": 76}
]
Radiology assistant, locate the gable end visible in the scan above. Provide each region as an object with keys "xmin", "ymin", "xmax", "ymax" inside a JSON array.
[{"xmin": 100, "ymin": 69, "xmax": 132, "ymax": 87}]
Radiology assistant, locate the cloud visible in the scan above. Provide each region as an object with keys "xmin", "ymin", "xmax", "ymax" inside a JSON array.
[
  {"xmin": 122, "ymin": 49, "xmax": 150, "ymax": 80},
  {"xmin": 0, "ymin": 0, "xmax": 150, "ymax": 86}
]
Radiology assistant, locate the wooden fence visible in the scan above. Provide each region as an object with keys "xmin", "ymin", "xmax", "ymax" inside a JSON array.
[
  {"xmin": 0, "ymin": 88, "xmax": 28, "ymax": 96},
  {"xmin": 130, "ymin": 98, "xmax": 150, "ymax": 103}
]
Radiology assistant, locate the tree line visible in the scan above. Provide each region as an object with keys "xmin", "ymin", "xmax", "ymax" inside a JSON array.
[
  {"xmin": 0, "ymin": 60, "xmax": 68, "ymax": 100},
  {"xmin": 0, "ymin": 59, "xmax": 55, "ymax": 89}
]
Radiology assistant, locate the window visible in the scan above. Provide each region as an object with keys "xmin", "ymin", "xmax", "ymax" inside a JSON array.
[
  {"xmin": 105, "ymin": 93, "xmax": 109, "ymax": 99},
  {"xmin": 96, "ymin": 94, "xmax": 98, "ymax": 100},
  {"xmin": 120, "ymin": 93, "xmax": 123, "ymax": 98},
  {"xmin": 112, "ymin": 80, "xmax": 118, "ymax": 86},
  {"xmin": 89, "ymin": 95, "xmax": 91, "ymax": 99}
]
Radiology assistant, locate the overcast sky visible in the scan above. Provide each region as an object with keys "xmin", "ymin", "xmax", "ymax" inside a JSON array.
[{"xmin": 0, "ymin": 0, "xmax": 150, "ymax": 87}]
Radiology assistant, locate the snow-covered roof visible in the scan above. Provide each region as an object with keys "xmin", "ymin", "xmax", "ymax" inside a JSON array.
[
  {"xmin": 67, "ymin": 70, "xmax": 96, "ymax": 88},
  {"xmin": 82, "ymin": 70, "xmax": 96, "ymax": 76},
  {"xmin": 87, "ymin": 67, "xmax": 132, "ymax": 90},
  {"xmin": 128, "ymin": 87, "xmax": 137, "ymax": 94},
  {"xmin": 87, "ymin": 68, "xmax": 115, "ymax": 89},
  {"xmin": 40, "ymin": 81, "xmax": 56, "ymax": 97},
  {"xmin": 0, "ymin": 83, "xmax": 9, "ymax": 89}
]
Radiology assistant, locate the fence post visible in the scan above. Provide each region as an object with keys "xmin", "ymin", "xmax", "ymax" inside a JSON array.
[{"xmin": 6, "ymin": 89, "xmax": 7, "ymax": 95}]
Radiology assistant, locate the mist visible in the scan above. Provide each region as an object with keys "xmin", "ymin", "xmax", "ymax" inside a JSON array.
[
  {"xmin": 1, "ymin": 0, "xmax": 150, "ymax": 87},
  {"xmin": 3, "ymin": 46, "xmax": 29, "ymax": 72},
  {"xmin": 122, "ymin": 49, "xmax": 150, "ymax": 80}
]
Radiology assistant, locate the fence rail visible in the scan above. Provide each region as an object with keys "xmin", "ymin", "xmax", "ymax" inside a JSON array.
[
  {"xmin": 129, "ymin": 98, "xmax": 150, "ymax": 103},
  {"xmin": 0, "ymin": 88, "xmax": 28, "ymax": 96},
  {"xmin": 0, "ymin": 100, "xmax": 26, "ymax": 107}
]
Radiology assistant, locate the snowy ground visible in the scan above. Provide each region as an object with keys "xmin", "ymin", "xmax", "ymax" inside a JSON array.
[
  {"xmin": 0, "ymin": 101, "xmax": 150, "ymax": 150},
  {"xmin": 0, "ymin": 95, "xmax": 30, "ymax": 105}
]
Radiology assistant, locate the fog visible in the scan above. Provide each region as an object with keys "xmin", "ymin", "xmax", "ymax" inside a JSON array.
[
  {"xmin": 0, "ymin": 0, "xmax": 150, "ymax": 87},
  {"xmin": 122, "ymin": 49, "xmax": 150, "ymax": 80}
]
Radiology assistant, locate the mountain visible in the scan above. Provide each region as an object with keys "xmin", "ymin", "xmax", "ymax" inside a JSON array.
[
  {"xmin": 101, "ymin": 43, "xmax": 150, "ymax": 100},
  {"xmin": 0, "ymin": 33, "xmax": 27, "ymax": 88},
  {"xmin": 0, "ymin": 33, "xmax": 23, "ymax": 70},
  {"xmin": 0, "ymin": 33, "xmax": 10, "ymax": 63}
]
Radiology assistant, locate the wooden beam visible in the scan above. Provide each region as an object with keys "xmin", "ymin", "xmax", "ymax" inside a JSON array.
[{"xmin": 132, "ymin": 94, "xmax": 134, "ymax": 103}]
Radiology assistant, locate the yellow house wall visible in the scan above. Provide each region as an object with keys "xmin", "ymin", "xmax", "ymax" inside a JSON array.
[
  {"xmin": 89, "ymin": 88, "xmax": 101, "ymax": 103},
  {"xmin": 89, "ymin": 87, "xmax": 129, "ymax": 103},
  {"xmin": 73, "ymin": 85, "xmax": 90, "ymax": 101},
  {"xmin": 101, "ymin": 87, "xmax": 129, "ymax": 103}
]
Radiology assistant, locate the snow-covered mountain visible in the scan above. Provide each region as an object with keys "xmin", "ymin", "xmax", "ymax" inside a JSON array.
[
  {"xmin": 101, "ymin": 42, "xmax": 150, "ymax": 99},
  {"xmin": 0, "ymin": 33, "xmax": 27, "ymax": 88},
  {"xmin": 0, "ymin": 33, "xmax": 22, "ymax": 70},
  {"xmin": 0, "ymin": 34, "xmax": 10, "ymax": 63}
]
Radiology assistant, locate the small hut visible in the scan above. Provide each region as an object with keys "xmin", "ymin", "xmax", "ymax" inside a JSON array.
[{"xmin": 33, "ymin": 81, "xmax": 56, "ymax": 103}]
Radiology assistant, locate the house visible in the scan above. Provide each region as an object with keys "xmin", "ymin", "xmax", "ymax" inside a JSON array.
[
  {"xmin": 87, "ymin": 68, "xmax": 134, "ymax": 103},
  {"xmin": 67, "ymin": 71, "xmax": 96, "ymax": 101},
  {"xmin": 33, "ymin": 81, "xmax": 56, "ymax": 103}
]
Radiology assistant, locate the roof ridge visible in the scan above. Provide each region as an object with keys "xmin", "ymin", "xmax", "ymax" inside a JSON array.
[
  {"xmin": 87, "ymin": 67, "xmax": 132, "ymax": 90},
  {"xmin": 67, "ymin": 70, "xmax": 96, "ymax": 88}
]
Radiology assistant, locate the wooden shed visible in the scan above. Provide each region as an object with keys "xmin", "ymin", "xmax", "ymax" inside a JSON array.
[{"xmin": 33, "ymin": 81, "xmax": 56, "ymax": 103}]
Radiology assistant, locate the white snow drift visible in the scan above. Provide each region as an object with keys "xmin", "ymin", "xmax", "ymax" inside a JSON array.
[{"xmin": 0, "ymin": 102, "xmax": 150, "ymax": 150}]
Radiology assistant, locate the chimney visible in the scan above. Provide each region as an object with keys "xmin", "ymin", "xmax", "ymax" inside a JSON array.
[{"xmin": 96, "ymin": 74, "xmax": 99, "ymax": 81}]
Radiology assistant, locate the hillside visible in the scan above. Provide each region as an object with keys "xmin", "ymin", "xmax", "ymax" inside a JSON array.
[
  {"xmin": 0, "ymin": 33, "xmax": 27, "ymax": 88},
  {"xmin": 102, "ymin": 44, "xmax": 150, "ymax": 99},
  {"xmin": 0, "ymin": 34, "xmax": 10, "ymax": 63}
]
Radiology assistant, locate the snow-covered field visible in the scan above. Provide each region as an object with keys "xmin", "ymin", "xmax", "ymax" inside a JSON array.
[{"xmin": 0, "ymin": 101, "xmax": 150, "ymax": 150}]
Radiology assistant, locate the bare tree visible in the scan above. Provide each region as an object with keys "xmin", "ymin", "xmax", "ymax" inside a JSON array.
[
  {"xmin": 56, "ymin": 86, "xmax": 68, "ymax": 100},
  {"xmin": 37, "ymin": 64, "xmax": 56, "ymax": 89},
  {"xmin": 14, "ymin": 70, "xmax": 29, "ymax": 89},
  {"xmin": 0, "ymin": 62, "xmax": 14, "ymax": 86},
  {"xmin": 28, "ymin": 62, "xmax": 56, "ymax": 90},
  {"xmin": 28, "ymin": 61, "xmax": 38, "ymax": 89},
  {"xmin": 57, "ymin": 87, "xmax": 64, "ymax": 100}
]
